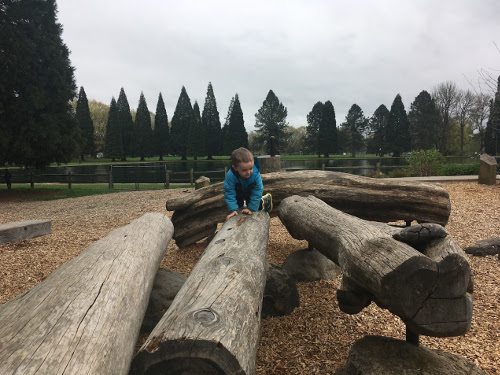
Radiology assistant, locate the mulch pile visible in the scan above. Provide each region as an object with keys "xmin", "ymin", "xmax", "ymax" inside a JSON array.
[{"xmin": 0, "ymin": 182, "xmax": 498, "ymax": 374}]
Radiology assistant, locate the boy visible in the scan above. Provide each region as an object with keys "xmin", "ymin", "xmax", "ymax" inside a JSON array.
[{"xmin": 223, "ymin": 147, "xmax": 272, "ymax": 221}]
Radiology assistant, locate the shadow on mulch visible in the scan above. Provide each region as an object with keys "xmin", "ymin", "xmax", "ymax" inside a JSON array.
[{"xmin": 0, "ymin": 190, "xmax": 59, "ymax": 203}]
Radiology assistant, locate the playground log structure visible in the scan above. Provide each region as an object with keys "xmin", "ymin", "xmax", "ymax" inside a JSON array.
[
  {"xmin": 166, "ymin": 170, "xmax": 451, "ymax": 248},
  {"xmin": 0, "ymin": 213, "xmax": 174, "ymax": 375},
  {"xmin": 278, "ymin": 195, "xmax": 472, "ymax": 337}
]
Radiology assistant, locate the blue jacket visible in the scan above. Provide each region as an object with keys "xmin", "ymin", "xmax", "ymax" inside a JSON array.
[{"xmin": 223, "ymin": 157, "xmax": 263, "ymax": 212}]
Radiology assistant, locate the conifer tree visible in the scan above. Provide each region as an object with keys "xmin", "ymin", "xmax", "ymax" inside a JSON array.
[
  {"xmin": 226, "ymin": 94, "xmax": 248, "ymax": 152},
  {"xmin": 305, "ymin": 102, "xmax": 323, "ymax": 156},
  {"xmin": 485, "ymin": 76, "xmax": 500, "ymax": 155},
  {"xmin": 408, "ymin": 91, "xmax": 439, "ymax": 151},
  {"xmin": 187, "ymin": 102, "xmax": 205, "ymax": 160},
  {"xmin": 117, "ymin": 88, "xmax": 134, "ymax": 160},
  {"xmin": 154, "ymin": 93, "xmax": 170, "ymax": 161},
  {"xmin": 75, "ymin": 86, "xmax": 95, "ymax": 160},
  {"xmin": 318, "ymin": 100, "xmax": 337, "ymax": 157},
  {"xmin": 341, "ymin": 104, "xmax": 368, "ymax": 157},
  {"xmin": 255, "ymin": 90, "xmax": 288, "ymax": 154},
  {"xmin": 369, "ymin": 104, "xmax": 390, "ymax": 156},
  {"xmin": 170, "ymin": 86, "xmax": 193, "ymax": 160},
  {"xmin": 104, "ymin": 98, "xmax": 123, "ymax": 162},
  {"xmin": 134, "ymin": 92, "xmax": 153, "ymax": 161},
  {"xmin": 202, "ymin": 82, "xmax": 222, "ymax": 159},
  {"xmin": 386, "ymin": 94, "xmax": 411, "ymax": 157},
  {"xmin": 221, "ymin": 97, "xmax": 234, "ymax": 155},
  {"xmin": 0, "ymin": 0, "xmax": 79, "ymax": 168}
]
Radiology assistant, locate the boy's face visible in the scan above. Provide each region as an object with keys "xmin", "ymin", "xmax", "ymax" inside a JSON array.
[{"xmin": 233, "ymin": 160, "xmax": 254, "ymax": 180}]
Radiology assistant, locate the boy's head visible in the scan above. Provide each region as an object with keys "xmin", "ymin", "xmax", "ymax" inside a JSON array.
[{"xmin": 231, "ymin": 147, "xmax": 254, "ymax": 179}]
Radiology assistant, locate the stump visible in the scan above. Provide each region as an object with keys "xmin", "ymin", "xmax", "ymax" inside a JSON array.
[
  {"xmin": 195, "ymin": 176, "xmax": 210, "ymax": 190},
  {"xmin": 0, "ymin": 219, "xmax": 51, "ymax": 244},
  {"xmin": 478, "ymin": 153, "xmax": 497, "ymax": 185},
  {"xmin": 0, "ymin": 213, "xmax": 174, "ymax": 375},
  {"xmin": 259, "ymin": 155, "xmax": 281, "ymax": 174},
  {"xmin": 278, "ymin": 195, "xmax": 472, "ymax": 337},
  {"xmin": 131, "ymin": 211, "xmax": 270, "ymax": 375}
]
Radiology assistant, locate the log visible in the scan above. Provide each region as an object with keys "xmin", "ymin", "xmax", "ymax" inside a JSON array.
[
  {"xmin": 131, "ymin": 211, "xmax": 270, "ymax": 375},
  {"xmin": 167, "ymin": 170, "xmax": 451, "ymax": 247},
  {"xmin": 278, "ymin": 195, "xmax": 472, "ymax": 337},
  {"xmin": 0, "ymin": 213, "xmax": 174, "ymax": 375},
  {"xmin": 0, "ymin": 219, "xmax": 51, "ymax": 244}
]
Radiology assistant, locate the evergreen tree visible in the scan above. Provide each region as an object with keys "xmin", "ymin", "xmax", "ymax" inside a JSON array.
[
  {"xmin": 116, "ymin": 88, "xmax": 134, "ymax": 160},
  {"xmin": 202, "ymin": 82, "xmax": 221, "ymax": 159},
  {"xmin": 187, "ymin": 102, "xmax": 205, "ymax": 160},
  {"xmin": 170, "ymin": 86, "xmax": 193, "ymax": 160},
  {"xmin": 319, "ymin": 101, "xmax": 337, "ymax": 157},
  {"xmin": 221, "ymin": 97, "xmax": 234, "ymax": 155},
  {"xmin": 104, "ymin": 98, "xmax": 123, "ymax": 162},
  {"xmin": 369, "ymin": 104, "xmax": 390, "ymax": 156},
  {"xmin": 386, "ymin": 94, "xmax": 411, "ymax": 157},
  {"xmin": 341, "ymin": 104, "xmax": 367, "ymax": 157},
  {"xmin": 255, "ymin": 90, "xmax": 288, "ymax": 154},
  {"xmin": 134, "ymin": 92, "xmax": 153, "ymax": 161},
  {"xmin": 154, "ymin": 93, "xmax": 170, "ymax": 161},
  {"xmin": 225, "ymin": 94, "xmax": 248, "ymax": 152},
  {"xmin": 408, "ymin": 90, "xmax": 439, "ymax": 151},
  {"xmin": 485, "ymin": 76, "xmax": 500, "ymax": 155},
  {"xmin": 75, "ymin": 86, "xmax": 95, "ymax": 159},
  {"xmin": 0, "ymin": 0, "xmax": 79, "ymax": 168},
  {"xmin": 305, "ymin": 102, "xmax": 323, "ymax": 156}
]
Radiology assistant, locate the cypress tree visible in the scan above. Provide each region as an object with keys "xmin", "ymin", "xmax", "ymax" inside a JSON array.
[
  {"xmin": 369, "ymin": 104, "xmax": 390, "ymax": 156},
  {"xmin": 386, "ymin": 94, "xmax": 411, "ymax": 157},
  {"xmin": 0, "ymin": 0, "xmax": 79, "ymax": 168},
  {"xmin": 187, "ymin": 102, "xmax": 205, "ymax": 160},
  {"xmin": 134, "ymin": 92, "xmax": 153, "ymax": 161},
  {"xmin": 255, "ymin": 90, "xmax": 288, "ymax": 154},
  {"xmin": 117, "ymin": 88, "xmax": 134, "ymax": 160},
  {"xmin": 408, "ymin": 91, "xmax": 439, "ymax": 151},
  {"xmin": 154, "ymin": 93, "xmax": 170, "ymax": 161},
  {"xmin": 75, "ymin": 86, "xmax": 95, "ymax": 160},
  {"xmin": 306, "ymin": 102, "xmax": 323, "ymax": 156},
  {"xmin": 342, "ymin": 104, "xmax": 368, "ymax": 157},
  {"xmin": 104, "ymin": 98, "xmax": 123, "ymax": 162},
  {"xmin": 319, "ymin": 100, "xmax": 337, "ymax": 157},
  {"xmin": 170, "ymin": 86, "xmax": 193, "ymax": 160},
  {"xmin": 226, "ymin": 94, "xmax": 248, "ymax": 152},
  {"xmin": 221, "ymin": 97, "xmax": 234, "ymax": 155},
  {"xmin": 202, "ymin": 82, "xmax": 222, "ymax": 159}
]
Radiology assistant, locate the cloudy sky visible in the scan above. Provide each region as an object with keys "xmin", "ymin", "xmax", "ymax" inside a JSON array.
[{"xmin": 57, "ymin": 0, "xmax": 500, "ymax": 131}]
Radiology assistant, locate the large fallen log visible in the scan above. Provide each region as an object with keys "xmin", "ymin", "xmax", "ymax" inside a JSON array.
[
  {"xmin": 0, "ymin": 219, "xmax": 51, "ymax": 244},
  {"xmin": 278, "ymin": 195, "xmax": 472, "ymax": 337},
  {"xmin": 131, "ymin": 211, "xmax": 270, "ymax": 375},
  {"xmin": 0, "ymin": 213, "xmax": 174, "ymax": 375},
  {"xmin": 167, "ymin": 170, "xmax": 451, "ymax": 247}
]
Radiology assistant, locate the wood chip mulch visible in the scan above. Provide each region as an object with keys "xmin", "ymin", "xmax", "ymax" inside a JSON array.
[{"xmin": 0, "ymin": 182, "xmax": 498, "ymax": 374}]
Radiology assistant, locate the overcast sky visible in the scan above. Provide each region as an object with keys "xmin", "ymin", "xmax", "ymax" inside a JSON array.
[{"xmin": 57, "ymin": 0, "xmax": 500, "ymax": 131}]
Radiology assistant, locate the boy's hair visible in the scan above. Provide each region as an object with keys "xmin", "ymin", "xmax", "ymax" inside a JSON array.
[{"xmin": 231, "ymin": 147, "xmax": 254, "ymax": 166}]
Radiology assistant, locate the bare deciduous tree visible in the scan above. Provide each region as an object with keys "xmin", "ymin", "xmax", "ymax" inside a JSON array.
[{"xmin": 432, "ymin": 81, "xmax": 460, "ymax": 154}]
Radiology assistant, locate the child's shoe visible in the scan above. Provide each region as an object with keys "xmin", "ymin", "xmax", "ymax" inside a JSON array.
[{"xmin": 261, "ymin": 193, "xmax": 273, "ymax": 213}]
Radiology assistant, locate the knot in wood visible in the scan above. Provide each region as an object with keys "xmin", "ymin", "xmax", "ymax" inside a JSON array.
[{"xmin": 193, "ymin": 308, "xmax": 219, "ymax": 325}]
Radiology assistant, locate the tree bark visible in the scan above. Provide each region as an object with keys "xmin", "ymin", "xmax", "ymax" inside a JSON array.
[
  {"xmin": 278, "ymin": 195, "xmax": 471, "ymax": 337},
  {"xmin": 167, "ymin": 170, "xmax": 451, "ymax": 248},
  {"xmin": 0, "ymin": 213, "xmax": 174, "ymax": 375},
  {"xmin": 131, "ymin": 211, "xmax": 270, "ymax": 375}
]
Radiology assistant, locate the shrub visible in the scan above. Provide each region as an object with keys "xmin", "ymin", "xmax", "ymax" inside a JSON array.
[
  {"xmin": 406, "ymin": 150, "xmax": 443, "ymax": 176},
  {"xmin": 387, "ymin": 168, "xmax": 411, "ymax": 178},
  {"xmin": 439, "ymin": 163, "xmax": 479, "ymax": 176}
]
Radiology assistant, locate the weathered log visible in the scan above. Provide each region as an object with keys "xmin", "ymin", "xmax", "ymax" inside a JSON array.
[
  {"xmin": 278, "ymin": 195, "xmax": 471, "ymax": 337},
  {"xmin": 0, "ymin": 219, "xmax": 51, "ymax": 244},
  {"xmin": 131, "ymin": 211, "xmax": 270, "ymax": 375},
  {"xmin": 167, "ymin": 170, "xmax": 451, "ymax": 248},
  {"xmin": 0, "ymin": 213, "xmax": 174, "ymax": 375}
]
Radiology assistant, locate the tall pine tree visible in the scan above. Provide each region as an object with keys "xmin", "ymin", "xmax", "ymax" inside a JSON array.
[
  {"xmin": 386, "ymin": 94, "xmax": 411, "ymax": 157},
  {"xmin": 170, "ymin": 86, "xmax": 193, "ymax": 160},
  {"xmin": 116, "ymin": 88, "xmax": 134, "ymax": 160},
  {"xmin": 202, "ymin": 82, "xmax": 221, "ymax": 159},
  {"xmin": 0, "ymin": 0, "xmax": 79, "ymax": 168},
  {"xmin": 369, "ymin": 104, "xmax": 390, "ymax": 156},
  {"xmin": 75, "ymin": 86, "xmax": 95, "ymax": 160},
  {"xmin": 225, "ymin": 94, "xmax": 248, "ymax": 152},
  {"xmin": 255, "ymin": 90, "xmax": 288, "ymax": 154},
  {"xmin": 187, "ymin": 102, "xmax": 205, "ymax": 160},
  {"xmin": 221, "ymin": 97, "xmax": 234, "ymax": 155},
  {"xmin": 319, "ymin": 100, "xmax": 337, "ymax": 157},
  {"xmin": 154, "ymin": 93, "xmax": 170, "ymax": 161},
  {"xmin": 341, "ymin": 104, "xmax": 367, "ymax": 157},
  {"xmin": 305, "ymin": 102, "xmax": 323, "ymax": 156},
  {"xmin": 104, "ymin": 98, "xmax": 123, "ymax": 162},
  {"xmin": 408, "ymin": 90, "xmax": 439, "ymax": 151},
  {"xmin": 134, "ymin": 92, "xmax": 153, "ymax": 161}
]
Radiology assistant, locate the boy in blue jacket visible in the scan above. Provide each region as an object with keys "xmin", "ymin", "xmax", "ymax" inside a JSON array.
[{"xmin": 223, "ymin": 147, "xmax": 272, "ymax": 221}]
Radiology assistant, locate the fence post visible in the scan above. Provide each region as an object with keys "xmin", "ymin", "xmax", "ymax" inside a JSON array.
[
  {"xmin": 321, "ymin": 163, "xmax": 325, "ymax": 171},
  {"xmin": 135, "ymin": 166, "xmax": 139, "ymax": 190},
  {"xmin": 224, "ymin": 167, "xmax": 228, "ymax": 175},
  {"xmin": 190, "ymin": 168, "xmax": 194, "ymax": 185},
  {"xmin": 30, "ymin": 172, "xmax": 34, "ymax": 189},
  {"xmin": 164, "ymin": 165, "xmax": 170, "ymax": 189},
  {"xmin": 67, "ymin": 172, "xmax": 72, "ymax": 189},
  {"xmin": 109, "ymin": 166, "xmax": 114, "ymax": 189}
]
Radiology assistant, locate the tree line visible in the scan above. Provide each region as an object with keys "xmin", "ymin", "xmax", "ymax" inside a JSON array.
[{"xmin": 2, "ymin": 0, "xmax": 499, "ymax": 170}]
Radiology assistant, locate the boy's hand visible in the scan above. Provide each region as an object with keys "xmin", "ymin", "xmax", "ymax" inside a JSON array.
[
  {"xmin": 226, "ymin": 211, "xmax": 238, "ymax": 221},
  {"xmin": 241, "ymin": 208, "xmax": 252, "ymax": 215}
]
